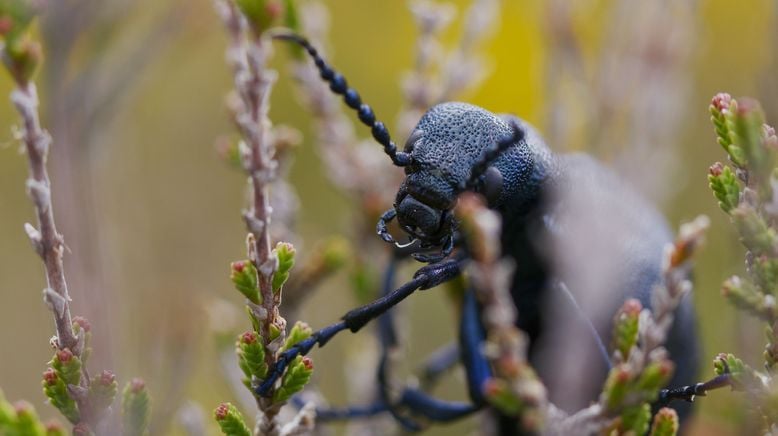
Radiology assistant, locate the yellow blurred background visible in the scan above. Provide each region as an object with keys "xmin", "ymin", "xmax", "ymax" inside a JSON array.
[{"xmin": 0, "ymin": 0, "xmax": 774, "ymax": 434}]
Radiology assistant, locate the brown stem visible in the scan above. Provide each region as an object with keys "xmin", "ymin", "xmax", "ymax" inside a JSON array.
[
  {"xmin": 13, "ymin": 82, "xmax": 100, "ymax": 431},
  {"xmin": 13, "ymin": 83, "xmax": 78, "ymax": 351},
  {"xmin": 215, "ymin": 1, "xmax": 283, "ymax": 433}
]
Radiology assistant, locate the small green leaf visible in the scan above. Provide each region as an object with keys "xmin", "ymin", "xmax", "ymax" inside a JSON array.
[
  {"xmin": 650, "ymin": 407, "xmax": 679, "ymax": 436},
  {"xmin": 11, "ymin": 401, "xmax": 46, "ymax": 436},
  {"xmin": 612, "ymin": 299, "xmax": 641, "ymax": 360},
  {"xmin": 708, "ymin": 163, "xmax": 740, "ymax": 213},
  {"xmin": 88, "ymin": 371, "xmax": 118, "ymax": 416},
  {"xmin": 732, "ymin": 98, "xmax": 773, "ymax": 183},
  {"xmin": 272, "ymin": 356, "xmax": 313, "ymax": 403},
  {"xmin": 121, "ymin": 378, "xmax": 151, "ymax": 436},
  {"xmin": 722, "ymin": 276, "xmax": 776, "ymax": 322},
  {"xmin": 236, "ymin": 331, "xmax": 268, "ymax": 383},
  {"xmin": 636, "ymin": 360, "xmax": 674, "ymax": 396},
  {"xmin": 601, "ymin": 365, "xmax": 630, "ymax": 412},
  {"xmin": 752, "ymin": 255, "xmax": 778, "ymax": 293},
  {"xmin": 44, "ymin": 421, "xmax": 67, "ymax": 436},
  {"xmin": 50, "ymin": 349, "xmax": 81, "ymax": 387},
  {"xmin": 272, "ymin": 242, "xmax": 296, "ymax": 294},
  {"xmin": 231, "ymin": 260, "xmax": 260, "ymax": 304},
  {"xmin": 42, "ymin": 368, "xmax": 79, "ymax": 424},
  {"xmin": 213, "ymin": 402, "xmax": 251, "ymax": 436},
  {"xmin": 235, "ymin": 0, "xmax": 282, "ymax": 36},
  {"xmin": 731, "ymin": 206, "xmax": 778, "ymax": 257},
  {"xmin": 282, "ymin": 321, "xmax": 312, "ymax": 352},
  {"xmin": 621, "ymin": 403, "xmax": 651, "ymax": 435}
]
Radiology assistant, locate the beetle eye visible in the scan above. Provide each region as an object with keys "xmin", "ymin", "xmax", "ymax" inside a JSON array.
[
  {"xmin": 404, "ymin": 129, "xmax": 424, "ymax": 152},
  {"xmin": 482, "ymin": 166, "xmax": 503, "ymax": 205}
]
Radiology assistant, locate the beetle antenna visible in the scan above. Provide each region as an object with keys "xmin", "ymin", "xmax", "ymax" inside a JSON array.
[
  {"xmin": 461, "ymin": 120, "xmax": 525, "ymax": 191},
  {"xmin": 272, "ymin": 31, "xmax": 412, "ymax": 167}
]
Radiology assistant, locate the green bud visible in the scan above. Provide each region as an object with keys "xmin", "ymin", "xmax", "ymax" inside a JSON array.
[
  {"xmin": 72, "ymin": 317, "xmax": 92, "ymax": 365},
  {"xmin": 213, "ymin": 402, "xmax": 251, "ymax": 436},
  {"xmin": 89, "ymin": 370, "xmax": 118, "ymax": 415},
  {"xmin": 710, "ymin": 93, "xmax": 747, "ymax": 167},
  {"xmin": 0, "ymin": 0, "xmax": 35, "ymax": 42},
  {"xmin": 235, "ymin": 0, "xmax": 282, "ymax": 36},
  {"xmin": 636, "ymin": 360, "xmax": 674, "ymax": 396},
  {"xmin": 42, "ymin": 368, "xmax": 80, "ymax": 424},
  {"xmin": 649, "ymin": 407, "xmax": 679, "ymax": 436},
  {"xmin": 713, "ymin": 353, "xmax": 752, "ymax": 390},
  {"xmin": 231, "ymin": 260, "xmax": 260, "ymax": 304},
  {"xmin": 722, "ymin": 276, "xmax": 776, "ymax": 322},
  {"xmin": 731, "ymin": 206, "xmax": 778, "ymax": 256},
  {"xmin": 272, "ymin": 242, "xmax": 296, "ymax": 294},
  {"xmin": 13, "ymin": 400, "xmax": 46, "ymax": 436},
  {"xmin": 121, "ymin": 378, "xmax": 151, "ymax": 436},
  {"xmin": 272, "ymin": 356, "xmax": 313, "ymax": 403},
  {"xmin": 483, "ymin": 378, "xmax": 522, "ymax": 415},
  {"xmin": 601, "ymin": 365, "xmax": 630, "ymax": 412},
  {"xmin": 282, "ymin": 321, "xmax": 312, "ymax": 352},
  {"xmin": 732, "ymin": 98, "xmax": 773, "ymax": 182},
  {"xmin": 621, "ymin": 403, "xmax": 651, "ymax": 435},
  {"xmin": 236, "ymin": 331, "xmax": 268, "ymax": 385},
  {"xmin": 752, "ymin": 255, "xmax": 778, "ymax": 293},
  {"xmin": 1, "ymin": 37, "xmax": 40, "ymax": 86},
  {"xmin": 45, "ymin": 420, "xmax": 67, "ymax": 436},
  {"xmin": 708, "ymin": 163, "xmax": 740, "ymax": 213},
  {"xmin": 268, "ymin": 322, "xmax": 282, "ymax": 341},
  {"xmin": 50, "ymin": 348, "xmax": 81, "ymax": 387},
  {"xmin": 244, "ymin": 305, "xmax": 261, "ymax": 332},
  {"xmin": 612, "ymin": 299, "xmax": 641, "ymax": 360}
]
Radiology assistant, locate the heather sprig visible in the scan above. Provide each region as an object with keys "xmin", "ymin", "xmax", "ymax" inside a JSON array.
[
  {"xmin": 214, "ymin": 1, "xmax": 316, "ymax": 434},
  {"xmin": 2, "ymin": 5, "xmax": 147, "ymax": 433}
]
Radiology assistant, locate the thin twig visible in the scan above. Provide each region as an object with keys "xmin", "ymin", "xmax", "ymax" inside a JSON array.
[
  {"xmin": 14, "ymin": 83, "xmax": 78, "ymax": 352},
  {"xmin": 215, "ymin": 1, "xmax": 287, "ymax": 433}
]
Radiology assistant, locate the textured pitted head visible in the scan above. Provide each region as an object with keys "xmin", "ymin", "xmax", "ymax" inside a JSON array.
[{"xmin": 394, "ymin": 102, "xmax": 548, "ymax": 245}]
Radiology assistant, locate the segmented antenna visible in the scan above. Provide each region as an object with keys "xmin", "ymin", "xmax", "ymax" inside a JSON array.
[
  {"xmin": 461, "ymin": 120, "xmax": 525, "ymax": 190},
  {"xmin": 272, "ymin": 31, "xmax": 412, "ymax": 167}
]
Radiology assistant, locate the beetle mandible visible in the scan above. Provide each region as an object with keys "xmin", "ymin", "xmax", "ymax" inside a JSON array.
[{"xmin": 257, "ymin": 31, "xmax": 700, "ymax": 432}]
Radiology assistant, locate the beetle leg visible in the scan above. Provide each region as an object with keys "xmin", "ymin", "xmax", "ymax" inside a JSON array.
[
  {"xmin": 279, "ymin": 257, "xmax": 476, "ymax": 430},
  {"xmin": 411, "ymin": 233, "xmax": 454, "ymax": 263},
  {"xmin": 417, "ymin": 342, "xmax": 459, "ymax": 390},
  {"xmin": 377, "ymin": 207, "xmax": 398, "ymax": 243},
  {"xmin": 460, "ymin": 289, "xmax": 493, "ymax": 405},
  {"xmin": 255, "ymin": 258, "xmax": 465, "ymax": 397},
  {"xmin": 375, "ymin": 258, "xmax": 476, "ymax": 429}
]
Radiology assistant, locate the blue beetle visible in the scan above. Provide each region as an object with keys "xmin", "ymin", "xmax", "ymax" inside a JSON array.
[{"xmin": 260, "ymin": 32, "xmax": 699, "ymax": 432}]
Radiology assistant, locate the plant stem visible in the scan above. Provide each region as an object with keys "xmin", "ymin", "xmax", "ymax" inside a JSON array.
[{"xmin": 13, "ymin": 83, "xmax": 78, "ymax": 353}]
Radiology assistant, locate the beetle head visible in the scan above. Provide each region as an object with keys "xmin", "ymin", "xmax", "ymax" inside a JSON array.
[{"xmin": 379, "ymin": 102, "xmax": 526, "ymax": 262}]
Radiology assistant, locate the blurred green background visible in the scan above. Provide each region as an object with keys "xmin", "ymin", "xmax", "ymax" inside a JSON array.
[{"xmin": 0, "ymin": 0, "xmax": 775, "ymax": 434}]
